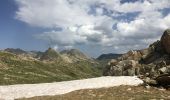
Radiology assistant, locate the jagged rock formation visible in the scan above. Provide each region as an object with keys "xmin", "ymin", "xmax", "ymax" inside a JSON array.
[{"xmin": 104, "ymin": 29, "xmax": 170, "ymax": 87}]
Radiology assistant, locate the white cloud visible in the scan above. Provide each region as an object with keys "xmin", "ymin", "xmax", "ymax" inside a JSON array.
[{"xmin": 15, "ymin": 0, "xmax": 170, "ymax": 56}]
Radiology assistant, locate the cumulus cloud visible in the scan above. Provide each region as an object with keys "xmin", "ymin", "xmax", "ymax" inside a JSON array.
[{"xmin": 15, "ymin": 0, "xmax": 170, "ymax": 56}]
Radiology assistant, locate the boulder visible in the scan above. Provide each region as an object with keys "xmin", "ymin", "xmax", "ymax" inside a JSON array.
[
  {"xmin": 161, "ymin": 29, "xmax": 170, "ymax": 54},
  {"xmin": 108, "ymin": 59, "xmax": 118, "ymax": 66},
  {"xmin": 105, "ymin": 60, "xmax": 138, "ymax": 76},
  {"xmin": 156, "ymin": 74, "xmax": 170, "ymax": 86},
  {"xmin": 143, "ymin": 77, "xmax": 157, "ymax": 85}
]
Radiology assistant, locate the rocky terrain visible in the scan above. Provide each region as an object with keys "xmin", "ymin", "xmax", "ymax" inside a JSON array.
[
  {"xmin": 0, "ymin": 48, "xmax": 102, "ymax": 85},
  {"xmin": 104, "ymin": 29, "xmax": 170, "ymax": 87}
]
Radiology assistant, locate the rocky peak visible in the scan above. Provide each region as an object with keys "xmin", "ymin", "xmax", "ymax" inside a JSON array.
[
  {"xmin": 61, "ymin": 49, "xmax": 89, "ymax": 60},
  {"xmin": 40, "ymin": 48, "xmax": 61, "ymax": 61}
]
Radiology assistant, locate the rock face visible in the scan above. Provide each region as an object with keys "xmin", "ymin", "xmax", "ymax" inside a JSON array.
[
  {"xmin": 104, "ymin": 29, "xmax": 170, "ymax": 87},
  {"xmin": 161, "ymin": 29, "xmax": 170, "ymax": 54}
]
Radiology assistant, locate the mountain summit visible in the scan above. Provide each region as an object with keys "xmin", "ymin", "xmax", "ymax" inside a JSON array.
[
  {"xmin": 61, "ymin": 49, "xmax": 91, "ymax": 62},
  {"xmin": 40, "ymin": 48, "xmax": 61, "ymax": 61}
]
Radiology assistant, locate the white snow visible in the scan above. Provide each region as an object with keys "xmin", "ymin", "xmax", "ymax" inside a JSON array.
[{"xmin": 0, "ymin": 76, "xmax": 143, "ymax": 100}]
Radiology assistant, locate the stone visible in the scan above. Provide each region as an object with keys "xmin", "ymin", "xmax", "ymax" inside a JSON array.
[
  {"xmin": 143, "ymin": 77, "xmax": 157, "ymax": 85},
  {"xmin": 156, "ymin": 74, "xmax": 170, "ymax": 86},
  {"xmin": 159, "ymin": 67, "xmax": 167, "ymax": 74},
  {"xmin": 127, "ymin": 88, "xmax": 132, "ymax": 91},
  {"xmin": 109, "ymin": 59, "xmax": 118, "ymax": 66}
]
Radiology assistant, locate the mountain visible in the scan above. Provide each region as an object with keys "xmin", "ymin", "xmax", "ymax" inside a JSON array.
[
  {"xmin": 103, "ymin": 29, "xmax": 170, "ymax": 86},
  {"xmin": 97, "ymin": 53, "xmax": 122, "ymax": 60},
  {"xmin": 0, "ymin": 48, "xmax": 102, "ymax": 85}
]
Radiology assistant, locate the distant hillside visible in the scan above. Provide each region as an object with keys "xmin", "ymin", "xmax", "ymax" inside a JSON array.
[
  {"xmin": 97, "ymin": 53, "xmax": 122, "ymax": 60},
  {"xmin": 0, "ymin": 48, "xmax": 102, "ymax": 85},
  {"xmin": 4, "ymin": 48, "xmax": 27, "ymax": 55}
]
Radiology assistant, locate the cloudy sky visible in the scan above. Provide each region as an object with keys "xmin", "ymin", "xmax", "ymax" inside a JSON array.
[{"xmin": 0, "ymin": 0, "xmax": 170, "ymax": 57}]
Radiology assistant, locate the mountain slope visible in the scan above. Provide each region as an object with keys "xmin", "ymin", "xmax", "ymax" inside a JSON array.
[{"xmin": 0, "ymin": 49, "xmax": 102, "ymax": 85}]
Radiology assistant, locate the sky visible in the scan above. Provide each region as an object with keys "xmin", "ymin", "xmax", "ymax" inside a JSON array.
[{"xmin": 0, "ymin": 0, "xmax": 170, "ymax": 57}]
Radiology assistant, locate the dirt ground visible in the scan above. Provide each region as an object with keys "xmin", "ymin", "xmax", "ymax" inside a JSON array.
[{"xmin": 19, "ymin": 85, "xmax": 170, "ymax": 100}]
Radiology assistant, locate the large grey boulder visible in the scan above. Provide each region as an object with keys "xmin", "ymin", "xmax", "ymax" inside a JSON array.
[{"xmin": 104, "ymin": 60, "xmax": 138, "ymax": 76}]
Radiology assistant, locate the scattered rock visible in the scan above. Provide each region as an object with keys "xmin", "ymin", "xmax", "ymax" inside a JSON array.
[
  {"xmin": 145, "ymin": 85, "xmax": 151, "ymax": 89},
  {"xmin": 127, "ymin": 88, "xmax": 132, "ymax": 91}
]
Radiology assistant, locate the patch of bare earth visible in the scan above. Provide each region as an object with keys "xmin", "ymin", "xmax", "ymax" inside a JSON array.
[{"xmin": 18, "ymin": 86, "xmax": 170, "ymax": 100}]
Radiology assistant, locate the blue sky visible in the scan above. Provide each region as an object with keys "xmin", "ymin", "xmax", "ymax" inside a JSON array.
[
  {"xmin": 0, "ymin": 0, "xmax": 47, "ymax": 51},
  {"xmin": 0, "ymin": 0, "xmax": 170, "ymax": 57}
]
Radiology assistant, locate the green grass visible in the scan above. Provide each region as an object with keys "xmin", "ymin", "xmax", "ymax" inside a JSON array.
[{"xmin": 0, "ymin": 52, "xmax": 102, "ymax": 85}]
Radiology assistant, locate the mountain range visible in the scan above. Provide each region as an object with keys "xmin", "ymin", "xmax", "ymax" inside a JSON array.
[{"xmin": 0, "ymin": 48, "xmax": 105, "ymax": 85}]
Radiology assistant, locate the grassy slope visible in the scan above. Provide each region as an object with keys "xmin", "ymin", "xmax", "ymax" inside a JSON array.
[
  {"xmin": 0, "ymin": 52, "xmax": 102, "ymax": 85},
  {"xmin": 18, "ymin": 86, "xmax": 170, "ymax": 100}
]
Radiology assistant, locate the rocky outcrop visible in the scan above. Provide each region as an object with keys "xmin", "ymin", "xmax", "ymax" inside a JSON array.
[
  {"xmin": 104, "ymin": 60, "xmax": 139, "ymax": 76},
  {"xmin": 104, "ymin": 29, "xmax": 170, "ymax": 87},
  {"xmin": 161, "ymin": 29, "xmax": 170, "ymax": 54}
]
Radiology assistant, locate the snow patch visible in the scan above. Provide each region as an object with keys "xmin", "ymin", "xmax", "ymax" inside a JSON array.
[{"xmin": 0, "ymin": 76, "xmax": 143, "ymax": 100}]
